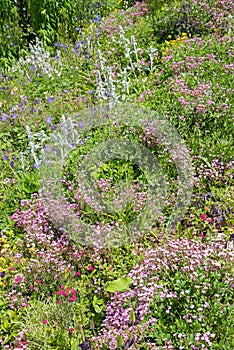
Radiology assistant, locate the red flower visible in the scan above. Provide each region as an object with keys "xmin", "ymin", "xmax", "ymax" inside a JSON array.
[{"xmin": 69, "ymin": 328, "xmax": 74, "ymax": 333}]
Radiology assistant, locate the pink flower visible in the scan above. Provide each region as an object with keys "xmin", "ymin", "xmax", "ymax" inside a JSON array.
[
  {"xmin": 37, "ymin": 279, "xmax": 41, "ymax": 284},
  {"xmin": 76, "ymin": 271, "xmax": 81, "ymax": 276},
  {"xmin": 68, "ymin": 328, "xmax": 74, "ymax": 333},
  {"xmin": 200, "ymin": 233, "xmax": 205, "ymax": 237},
  {"xmin": 30, "ymin": 285, "xmax": 34, "ymax": 291},
  {"xmin": 109, "ymin": 267, "xmax": 113, "ymax": 271},
  {"xmin": 14, "ymin": 277, "xmax": 21, "ymax": 283},
  {"xmin": 201, "ymin": 214, "xmax": 207, "ymax": 221},
  {"xmin": 60, "ymin": 290, "xmax": 68, "ymax": 297},
  {"xmin": 69, "ymin": 295, "xmax": 76, "ymax": 302},
  {"xmin": 42, "ymin": 320, "xmax": 47, "ymax": 324},
  {"xmin": 10, "ymin": 267, "xmax": 14, "ymax": 271},
  {"xmin": 71, "ymin": 289, "xmax": 76, "ymax": 295},
  {"xmin": 54, "ymin": 291, "xmax": 58, "ymax": 295},
  {"xmin": 57, "ymin": 300, "xmax": 62, "ymax": 304},
  {"xmin": 88, "ymin": 265, "xmax": 94, "ymax": 271}
]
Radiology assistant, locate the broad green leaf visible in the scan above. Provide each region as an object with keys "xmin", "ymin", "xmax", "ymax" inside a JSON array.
[{"xmin": 105, "ymin": 277, "xmax": 133, "ymax": 293}]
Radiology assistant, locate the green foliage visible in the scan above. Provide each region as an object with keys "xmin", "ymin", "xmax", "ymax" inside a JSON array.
[{"xmin": 105, "ymin": 277, "xmax": 133, "ymax": 292}]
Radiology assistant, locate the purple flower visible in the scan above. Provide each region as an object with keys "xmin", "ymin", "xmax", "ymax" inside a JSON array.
[
  {"xmin": 47, "ymin": 97, "xmax": 54, "ymax": 103},
  {"xmin": 88, "ymin": 90, "xmax": 94, "ymax": 94},
  {"xmin": 10, "ymin": 161, "xmax": 14, "ymax": 168},
  {"xmin": 3, "ymin": 155, "xmax": 8, "ymax": 160},
  {"xmin": 46, "ymin": 116, "xmax": 52, "ymax": 124},
  {"xmin": 78, "ymin": 121, "xmax": 85, "ymax": 128},
  {"xmin": 1, "ymin": 113, "xmax": 8, "ymax": 121},
  {"xmin": 12, "ymin": 113, "xmax": 18, "ymax": 118},
  {"xmin": 63, "ymin": 89, "xmax": 69, "ymax": 93},
  {"xmin": 75, "ymin": 42, "xmax": 81, "ymax": 50},
  {"xmin": 30, "ymin": 65, "xmax": 35, "ymax": 70},
  {"xmin": 50, "ymin": 125, "xmax": 57, "ymax": 130},
  {"xmin": 79, "ymin": 339, "xmax": 92, "ymax": 350}
]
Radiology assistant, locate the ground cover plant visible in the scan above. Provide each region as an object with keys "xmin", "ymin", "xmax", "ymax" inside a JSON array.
[{"xmin": 0, "ymin": 0, "xmax": 233, "ymax": 349}]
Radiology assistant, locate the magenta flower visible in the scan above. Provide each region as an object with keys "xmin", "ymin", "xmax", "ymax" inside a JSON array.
[
  {"xmin": 14, "ymin": 277, "xmax": 21, "ymax": 283},
  {"xmin": 69, "ymin": 295, "xmax": 76, "ymax": 302},
  {"xmin": 76, "ymin": 271, "xmax": 81, "ymax": 276},
  {"xmin": 42, "ymin": 320, "xmax": 47, "ymax": 325},
  {"xmin": 88, "ymin": 265, "xmax": 94, "ymax": 271},
  {"xmin": 200, "ymin": 214, "xmax": 207, "ymax": 221},
  {"xmin": 30, "ymin": 285, "xmax": 34, "ymax": 291},
  {"xmin": 60, "ymin": 290, "xmax": 68, "ymax": 297}
]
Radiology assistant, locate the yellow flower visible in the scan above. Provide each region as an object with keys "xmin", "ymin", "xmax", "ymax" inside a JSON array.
[{"xmin": 167, "ymin": 35, "xmax": 172, "ymax": 39}]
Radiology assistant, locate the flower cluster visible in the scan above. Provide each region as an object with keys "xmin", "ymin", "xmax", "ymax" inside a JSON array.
[{"xmin": 91, "ymin": 238, "xmax": 234, "ymax": 349}]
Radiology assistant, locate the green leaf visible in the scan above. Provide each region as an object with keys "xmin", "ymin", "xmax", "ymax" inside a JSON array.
[
  {"xmin": 93, "ymin": 304, "xmax": 102, "ymax": 313},
  {"xmin": 105, "ymin": 277, "xmax": 133, "ymax": 293}
]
